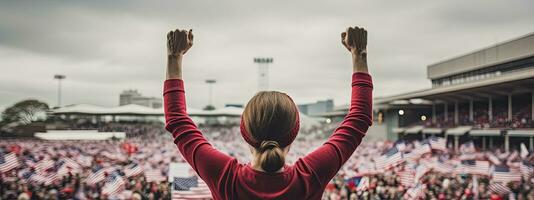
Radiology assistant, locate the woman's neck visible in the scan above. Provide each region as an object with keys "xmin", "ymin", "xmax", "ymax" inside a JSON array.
[{"xmin": 250, "ymin": 160, "xmax": 284, "ymax": 173}]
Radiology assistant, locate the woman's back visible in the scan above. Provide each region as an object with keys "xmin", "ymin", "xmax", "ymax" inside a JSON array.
[{"xmin": 163, "ymin": 26, "xmax": 372, "ymax": 200}]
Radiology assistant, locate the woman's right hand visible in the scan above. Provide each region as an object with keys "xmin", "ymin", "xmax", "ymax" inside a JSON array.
[
  {"xmin": 167, "ymin": 29, "xmax": 194, "ymax": 57},
  {"xmin": 166, "ymin": 29, "xmax": 193, "ymax": 80},
  {"xmin": 341, "ymin": 26, "xmax": 368, "ymax": 73},
  {"xmin": 341, "ymin": 26, "xmax": 367, "ymax": 56}
]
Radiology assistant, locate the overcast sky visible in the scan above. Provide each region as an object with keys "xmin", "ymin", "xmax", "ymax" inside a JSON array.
[{"xmin": 1, "ymin": 0, "xmax": 533, "ymax": 110}]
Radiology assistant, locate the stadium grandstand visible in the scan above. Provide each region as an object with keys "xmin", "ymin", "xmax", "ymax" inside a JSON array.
[{"xmin": 375, "ymin": 32, "xmax": 534, "ymax": 152}]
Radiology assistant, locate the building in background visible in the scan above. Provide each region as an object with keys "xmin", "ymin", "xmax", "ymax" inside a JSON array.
[
  {"xmin": 119, "ymin": 90, "xmax": 162, "ymax": 108},
  {"xmin": 375, "ymin": 32, "xmax": 534, "ymax": 152},
  {"xmin": 298, "ymin": 99, "xmax": 334, "ymax": 116}
]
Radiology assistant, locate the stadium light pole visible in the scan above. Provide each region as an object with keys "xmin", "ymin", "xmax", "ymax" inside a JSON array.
[
  {"xmin": 54, "ymin": 74, "xmax": 66, "ymax": 107},
  {"xmin": 205, "ymin": 79, "xmax": 216, "ymax": 107},
  {"xmin": 253, "ymin": 57, "xmax": 273, "ymax": 91}
]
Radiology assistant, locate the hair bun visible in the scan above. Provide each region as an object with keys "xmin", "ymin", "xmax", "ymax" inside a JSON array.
[{"xmin": 259, "ymin": 141, "xmax": 280, "ymax": 152}]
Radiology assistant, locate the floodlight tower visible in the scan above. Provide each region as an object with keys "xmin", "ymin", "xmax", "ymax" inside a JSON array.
[
  {"xmin": 205, "ymin": 79, "xmax": 217, "ymax": 107},
  {"xmin": 54, "ymin": 74, "xmax": 66, "ymax": 107},
  {"xmin": 253, "ymin": 57, "xmax": 273, "ymax": 91}
]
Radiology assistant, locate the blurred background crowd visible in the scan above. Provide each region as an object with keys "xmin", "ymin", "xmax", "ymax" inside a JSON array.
[{"xmin": 1, "ymin": 121, "xmax": 533, "ymax": 200}]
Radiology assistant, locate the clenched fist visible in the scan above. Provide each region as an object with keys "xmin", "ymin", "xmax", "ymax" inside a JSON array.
[
  {"xmin": 341, "ymin": 26, "xmax": 367, "ymax": 57},
  {"xmin": 167, "ymin": 29, "xmax": 193, "ymax": 57}
]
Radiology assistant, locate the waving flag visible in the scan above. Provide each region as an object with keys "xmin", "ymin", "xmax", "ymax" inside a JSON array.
[
  {"xmin": 86, "ymin": 166, "xmax": 115, "ymax": 185},
  {"xmin": 486, "ymin": 152, "xmax": 502, "ymax": 165},
  {"xmin": 77, "ymin": 155, "xmax": 93, "ymax": 167},
  {"xmin": 172, "ymin": 176, "xmax": 212, "ymax": 199},
  {"xmin": 19, "ymin": 169, "xmax": 51, "ymax": 184},
  {"xmin": 488, "ymin": 182, "xmax": 511, "ymax": 195},
  {"xmin": 375, "ymin": 146, "xmax": 403, "ymax": 170},
  {"xmin": 398, "ymin": 168, "xmax": 415, "ymax": 187},
  {"xmin": 433, "ymin": 159, "xmax": 455, "ymax": 174},
  {"xmin": 0, "ymin": 153, "xmax": 20, "ymax": 173},
  {"xmin": 405, "ymin": 183, "xmax": 424, "ymax": 199},
  {"xmin": 145, "ymin": 169, "xmax": 166, "ymax": 183},
  {"xmin": 412, "ymin": 141, "xmax": 432, "ymax": 156},
  {"xmin": 414, "ymin": 164, "xmax": 430, "ymax": 182},
  {"xmin": 55, "ymin": 158, "xmax": 82, "ymax": 177},
  {"xmin": 34, "ymin": 159, "xmax": 55, "ymax": 173},
  {"xmin": 428, "ymin": 137, "xmax": 447, "ymax": 152},
  {"xmin": 457, "ymin": 160, "xmax": 490, "ymax": 176},
  {"xmin": 346, "ymin": 176, "xmax": 369, "ymax": 191},
  {"xmin": 101, "ymin": 172, "xmax": 125, "ymax": 197},
  {"xmin": 124, "ymin": 163, "xmax": 143, "ymax": 177},
  {"xmin": 492, "ymin": 165, "xmax": 522, "ymax": 183}
]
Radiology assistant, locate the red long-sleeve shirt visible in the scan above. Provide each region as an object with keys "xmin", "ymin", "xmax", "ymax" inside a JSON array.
[{"xmin": 163, "ymin": 72, "xmax": 373, "ymax": 200}]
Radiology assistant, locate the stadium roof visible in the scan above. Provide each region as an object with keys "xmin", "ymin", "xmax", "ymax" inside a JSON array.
[
  {"xmin": 53, "ymin": 104, "xmax": 320, "ymax": 127},
  {"xmin": 427, "ymin": 32, "xmax": 534, "ymax": 79},
  {"xmin": 375, "ymin": 67, "xmax": 534, "ymax": 107},
  {"xmin": 54, "ymin": 104, "xmax": 164, "ymax": 115}
]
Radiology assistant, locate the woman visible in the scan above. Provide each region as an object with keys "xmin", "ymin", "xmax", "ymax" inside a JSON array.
[{"xmin": 164, "ymin": 26, "xmax": 372, "ymax": 199}]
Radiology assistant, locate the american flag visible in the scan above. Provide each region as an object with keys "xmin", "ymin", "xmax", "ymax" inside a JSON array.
[
  {"xmin": 432, "ymin": 159, "xmax": 455, "ymax": 174},
  {"xmin": 172, "ymin": 176, "xmax": 212, "ymax": 199},
  {"xmin": 397, "ymin": 168, "xmax": 415, "ymax": 187},
  {"xmin": 355, "ymin": 163, "xmax": 378, "ymax": 176},
  {"xmin": 486, "ymin": 152, "xmax": 502, "ymax": 165},
  {"xmin": 412, "ymin": 141, "xmax": 432, "ymax": 156},
  {"xmin": 19, "ymin": 169, "xmax": 50, "ymax": 184},
  {"xmin": 414, "ymin": 164, "xmax": 430, "ymax": 182},
  {"xmin": 77, "ymin": 155, "xmax": 93, "ymax": 167},
  {"xmin": 375, "ymin": 146, "xmax": 403, "ymax": 170},
  {"xmin": 488, "ymin": 182, "xmax": 511, "ymax": 195},
  {"xmin": 405, "ymin": 183, "xmax": 424, "ymax": 199},
  {"xmin": 34, "ymin": 159, "xmax": 55, "ymax": 173},
  {"xmin": 0, "ymin": 152, "xmax": 20, "ymax": 173},
  {"xmin": 86, "ymin": 166, "xmax": 114, "ymax": 185},
  {"xmin": 101, "ymin": 172, "xmax": 125, "ymax": 197},
  {"xmin": 402, "ymin": 152, "xmax": 419, "ymax": 163},
  {"xmin": 124, "ymin": 163, "xmax": 143, "ymax": 177},
  {"xmin": 492, "ymin": 165, "xmax": 522, "ymax": 183},
  {"xmin": 428, "ymin": 137, "xmax": 447, "ymax": 152},
  {"xmin": 145, "ymin": 169, "xmax": 167, "ymax": 183},
  {"xmin": 55, "ymin": 158, "xmax": 82, "ymax": 177},
  {"xmin": 457, "ymin": 160, "xmax": 490, "ymax": 176}
]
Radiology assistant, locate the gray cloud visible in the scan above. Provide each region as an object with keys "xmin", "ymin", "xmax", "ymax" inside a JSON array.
[{"xmin": 1, "ymin": 0, "xmax": 533, "ymax": 109}]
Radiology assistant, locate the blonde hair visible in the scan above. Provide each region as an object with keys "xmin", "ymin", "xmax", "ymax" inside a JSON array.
[{"xmin": 242, "ymin": 91, "xmax": 298, "ymax": 172}]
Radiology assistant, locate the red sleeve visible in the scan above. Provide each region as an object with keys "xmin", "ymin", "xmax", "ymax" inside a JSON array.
[
  {"xmin": 298, "ymin": 72, "xmax": 373, "ymax": 185},
  {"xmin": 163, "ymin": 79, "xmax": 237, "ymax": 191}
]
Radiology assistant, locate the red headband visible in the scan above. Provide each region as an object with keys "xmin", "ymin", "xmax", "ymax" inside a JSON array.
[{"xmin": 240, "ymin": 101, "xmax": 300, "ymax": 148}]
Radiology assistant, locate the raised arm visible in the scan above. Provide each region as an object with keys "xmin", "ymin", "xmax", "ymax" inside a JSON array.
[
  {"xmin": 299, "ymin": 26, "xmax": 373, "ymax": 186},
  {"xmin": 342, "ymin": 26, "xmax": 368, "ymax": 73},
  {"xmin": 163, "ymin": 29, "xmax": 235, "ymax": 190},
  {"xmin": 166, "ymin": 29, "xmax": 193, "ymax": 80}
]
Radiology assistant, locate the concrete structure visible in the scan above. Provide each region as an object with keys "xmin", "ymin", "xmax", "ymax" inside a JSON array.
[
  {"xmin": 119, "ymin": 89, "xmax": 162, "ymax": 108},
  {"xmin": 375, "ymin": 32, "xmax": 534, "ymax": 151},
  {"xmin": 298, "ymin": 99, "xmax": 334, "ymax": 116}
]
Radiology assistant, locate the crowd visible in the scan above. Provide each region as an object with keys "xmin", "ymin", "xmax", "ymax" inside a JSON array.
[
  {"xmin": 322, "ymin": 140, "xmax": 534, "ymax": 200},
  {"xmin": 419, "ymin": 102, "xmax": 533, "ymax": 129},
  {"xmin": 1, "ymin": 122, "xmax": 534, "ymax": 200}
]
